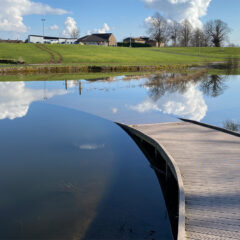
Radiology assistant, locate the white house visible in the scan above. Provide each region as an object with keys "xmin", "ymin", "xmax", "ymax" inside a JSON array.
[{"xmin": 28, "ymin": 35, "xmax": 77, "ymax": 44}]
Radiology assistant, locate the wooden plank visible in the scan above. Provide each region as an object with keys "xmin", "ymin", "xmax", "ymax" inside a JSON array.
[{"xmin": 129, "ymin": 122, "xmax": 240, "ymax": 240}]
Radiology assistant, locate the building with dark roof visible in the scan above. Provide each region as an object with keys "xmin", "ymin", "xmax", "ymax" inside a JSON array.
[
  {"xmin": 78, "ymin": 33, "xmax": 117, "ymax": 46},
  {"xmin": 123, "ymin": 36, "xmax": 163, "ymax": 47},
  {"xmin": 123, "ymin": 37, "xmax": 146, "ymax": 44}
]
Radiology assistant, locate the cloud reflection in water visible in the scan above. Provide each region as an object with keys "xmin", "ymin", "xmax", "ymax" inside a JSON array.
[
  {"xmin": 130, "ymin": 82, "xmax": 207, "ymax": 121},
  {"xmin": 0, "ymin": 82, "xmax": 66, "ymax": 120},
  {"xmin": 78, "ymin": 144, "xmax": 105, "ymax": 150}
]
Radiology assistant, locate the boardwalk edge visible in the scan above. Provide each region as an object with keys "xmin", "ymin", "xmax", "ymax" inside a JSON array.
[
  {"xmin": 117, "ymin": 123, "xmax": 185, "ymax": 240},
  {"xmin": 180, "ymin": 118, "xmax": 240, "ymax": 137}
]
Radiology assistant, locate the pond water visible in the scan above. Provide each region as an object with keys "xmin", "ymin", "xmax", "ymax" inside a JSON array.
[
  {"xmin": 1, "ymin": 72, "xmax": 238, "ymax": 128},
  {"xmin": 0, "ymin": 103, "xmax": 173, "ymax": 239},
  {"xmin": 0, "ymin": 71, "xmax": 239, "ymax": 239}
]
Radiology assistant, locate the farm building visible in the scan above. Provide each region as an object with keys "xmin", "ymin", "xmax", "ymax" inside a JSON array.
[
  {"xmin": 28, "ymin": 35, "xmax": 77, "ymax": 44},
  {"xmin": 123, "ymin": 37, "xmax": 146, "ymax": 44},
  {"xmin": 78, "ymin": 33, "xmax": 117, "ymax": 46},
  {"xmin": 123, "ymin": 37, "xmax": 163, "ymax": 47}
]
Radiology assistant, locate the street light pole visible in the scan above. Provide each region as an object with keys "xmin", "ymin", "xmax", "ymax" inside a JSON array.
[
  {"xmin": 41, "ymin": 18, "xmax": 46, "ymax": 42},
  {"xmin": 198, "ymin": 36, "xmax": 200, "ymax": 56},
  {"xmin": 129, "ymin": 33, "xmax": 132, "ymax": 48}
]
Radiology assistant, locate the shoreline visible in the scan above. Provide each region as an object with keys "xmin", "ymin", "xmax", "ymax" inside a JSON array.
[
  {"xmin": 0, "ymin": 64, "xmax": 189, "ymax": 75},
  {"xmin": 0, "ymin": 62, "xmax": 239, "ymax": 76}
]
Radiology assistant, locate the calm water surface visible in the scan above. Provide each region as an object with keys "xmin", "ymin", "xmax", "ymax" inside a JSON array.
[
  {"xmin": 0, "ymin": 72, "xmax": 239, "ymax": 239},
  {"xmin": 1, "ymin": 72, "xmax": 238, "ymax": 126},
  {"xmin": 0, "ymin": 103, "xmax": 173, "ymax": 239}
]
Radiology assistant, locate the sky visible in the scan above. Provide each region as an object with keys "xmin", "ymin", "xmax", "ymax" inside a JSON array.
[{"xmin": 0, "ymin": 0, "xmax": 239, "ymax": 45}]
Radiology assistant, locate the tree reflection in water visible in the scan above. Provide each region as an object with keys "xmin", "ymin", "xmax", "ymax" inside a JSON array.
[
  {"xmin": 145, "ymin": 72, "xmax": 228, "ymax": 101},
  {"xmin": 199, "ymin": 75, "xmax": 228, "ymax": 97},
  {"xmin": 145, "ymin": 71, "xmax": 207, "ymax": 102},
  {"xmin": 223, "ymin": 120, "xmax": 240, "ymax": 132}
]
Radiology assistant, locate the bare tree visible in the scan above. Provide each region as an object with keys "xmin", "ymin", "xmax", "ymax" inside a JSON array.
[
  {"xmin": 191, "ymin": 28, "xmax": 201, "ymax": 47},
  {"xmin": 169, "ymin": 21, "xmax": 181, "ymax": 47},
  {"xmin": 202, "ymin": 27, "xmax": 212, "ymax": 47},
  {"xmin": 191, "ymin": 28, "xmax": 209, "ymax": 47},
  {"xmin": 70, "ymin": 28, "xmax": 80, "ymax": 39},
  {"xmin": 147, "ymin": 12, "xmax": 169, "ymax": 47},
  {"xmin": 180, "ymin": 19, "xmax": 192, "ymax": 47},
  {"xmin": 205, "ymin": 19, "xmax": 230, "ymax": 47}
]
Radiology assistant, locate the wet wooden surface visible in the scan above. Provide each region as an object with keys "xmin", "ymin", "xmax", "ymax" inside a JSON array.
[{"xmin": 130, "ymin": 122, "xmax": 240, "ymax": 240}]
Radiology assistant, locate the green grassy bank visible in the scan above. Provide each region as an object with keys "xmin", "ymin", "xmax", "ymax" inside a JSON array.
[{"xmin": 1, "ymin": 43, "xmax": 240, "ymax": 66}]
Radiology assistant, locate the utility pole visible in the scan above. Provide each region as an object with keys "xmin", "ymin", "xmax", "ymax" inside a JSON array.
[
  {"xmin": 130, "ymin": 34, "xmax": 132, "ymax": 48},
  {"xmin": 198, "ymin": 36, "xmax": 201, "ymax": 56},
  {"xmin": 41, "ymin": 18, "xmax": 46, "ymax": 42}
]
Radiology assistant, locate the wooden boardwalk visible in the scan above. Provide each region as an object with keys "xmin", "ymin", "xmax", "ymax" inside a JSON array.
[{"xmin": 129, "ymin": 122, "xmax": 240, "ymax": 240}]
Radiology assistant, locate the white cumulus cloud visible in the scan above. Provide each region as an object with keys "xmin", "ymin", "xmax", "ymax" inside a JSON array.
[
  {"xmin": 0, "ymin": 82, "xmax": 66, "ymax": 120},
  {"xmin": 142, "ymin": 0, "xmax": 211, "ymax": 28},
  {"xmin": 87, "ymin": 23, "xmax": 111, "ymax": 35},
  {"xmin": 62, "ymin": 17, "xmax": 78, "ymax": 36},
  {"xmin": 0, "ymin": 0, "xmax": 68, "ymax": 32},
  {"xmin": 145, "ymin": 16, "xmax": 155, "ymax": 25},
  {"xmin": 129, "ymin": 82, "xmax": 207, "ymax": 121},
  {"xmin": 92, "ymin": 23, "xmax": 111, "ymax": 34},
  {"xmin": 50, "ymin": 24, "xmax": 59, "ymax": 31}
]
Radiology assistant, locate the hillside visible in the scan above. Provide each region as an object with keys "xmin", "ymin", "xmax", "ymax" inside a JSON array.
[{"xmin": 0, "ymin": 43, "xmax": 240, "ymax": 66}]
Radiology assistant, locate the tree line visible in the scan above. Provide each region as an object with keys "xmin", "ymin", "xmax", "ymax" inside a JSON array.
[{"xmin": 147, "ymin": 13, "xmax": 231, "ymax": 48}]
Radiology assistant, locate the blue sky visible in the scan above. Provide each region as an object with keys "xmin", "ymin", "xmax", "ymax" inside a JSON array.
[{"xmin": 0, "ymin": 0, "xmax": 239, "ymax": 45}]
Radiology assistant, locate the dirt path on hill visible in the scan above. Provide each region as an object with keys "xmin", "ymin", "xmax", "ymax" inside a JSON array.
[
  {"xmin": 46, "ymin": 47, "xmax": 63, "ymax": 63},
  {"xmin": 35, "ymin": 44, "xmax": 63, "ymax": 63}
]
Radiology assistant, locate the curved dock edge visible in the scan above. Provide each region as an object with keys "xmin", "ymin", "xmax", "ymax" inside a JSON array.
[
  {"xmin": 118, "ymin": 123, "xmax": 185, "ymax": 240},
  {"xmin": 180, "ymin": 118, "xmax": 240, "ymax": 137}
]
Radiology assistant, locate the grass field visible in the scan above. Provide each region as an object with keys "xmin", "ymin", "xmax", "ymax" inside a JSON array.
[{"xmin": 0, "ymin": 43, "xmax": 240, "ymax": 67}]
